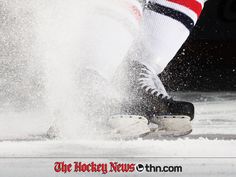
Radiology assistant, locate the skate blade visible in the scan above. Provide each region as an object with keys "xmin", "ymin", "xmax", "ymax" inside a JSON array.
[
  {"xmin": 108, "ymin": 115, "xmax": 150, "ymax": 139},
  {"xmin": 141, "ymin": 129, "xmax": 193, "ymax": 139},
  {"xmin": 148, "ymin": 116, "xmax": 192, "ymax": 138},
  {"xmin": 152, "ymin": 115, "xmax": 191, "ymax": 121}
]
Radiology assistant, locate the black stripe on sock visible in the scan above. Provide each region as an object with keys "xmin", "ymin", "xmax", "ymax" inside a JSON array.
[{"xmin": 146, "ymin": 2, "xmax": 195, "ymax": 31}]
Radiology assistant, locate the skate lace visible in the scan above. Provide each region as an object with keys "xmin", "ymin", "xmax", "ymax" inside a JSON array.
[{"xmin": 138, "ymin": 68, "xmax": 171, "ymax": 99}]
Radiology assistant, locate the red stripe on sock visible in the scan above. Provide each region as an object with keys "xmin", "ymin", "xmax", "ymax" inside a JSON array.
[{"xmin": 167, "ymin": 0, "xmax": 202, "ymax": 17}]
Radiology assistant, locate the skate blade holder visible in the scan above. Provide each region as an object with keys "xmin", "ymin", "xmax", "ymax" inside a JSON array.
[
  {"xmin": 108, "ymin": 115, "xmax": 150, "ymax": 138},
  {"xmin": 151, "ymin": 115, "xmax": 192, "ymax": 134}
]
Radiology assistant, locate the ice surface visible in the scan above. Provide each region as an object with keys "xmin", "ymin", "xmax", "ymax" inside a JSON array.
[{"xmin": 0, "ymin": 92, "xmax": 236, "ymax": 177}]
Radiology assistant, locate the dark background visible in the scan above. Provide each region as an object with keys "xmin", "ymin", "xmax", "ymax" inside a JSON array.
[{"xmin": 161, "ymin": 0, "xmax": 236, "ymax": 91}]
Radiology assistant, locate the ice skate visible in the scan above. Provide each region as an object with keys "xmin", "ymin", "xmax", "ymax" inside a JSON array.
[{"xmin": 112, "ymin": 60, "xmax": 194, "ymax": 137}]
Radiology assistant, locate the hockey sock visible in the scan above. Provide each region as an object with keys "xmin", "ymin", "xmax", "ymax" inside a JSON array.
[{"xmin": 126, "ymin": 0, "xmax": 206, "ymax": 74}]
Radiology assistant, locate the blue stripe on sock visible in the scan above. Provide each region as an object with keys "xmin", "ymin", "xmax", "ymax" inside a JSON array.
[{"xmin": 146, "ymin": 2, "xmax": 195, "ymax": 31}]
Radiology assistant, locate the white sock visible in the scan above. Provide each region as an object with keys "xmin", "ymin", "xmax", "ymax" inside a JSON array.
[{"xmin": 128, "ymin": 0, "xmax": 206, "ymax": 74}]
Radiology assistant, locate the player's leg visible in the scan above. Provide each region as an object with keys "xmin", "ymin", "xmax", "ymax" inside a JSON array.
[
  {"xmin": 77, "ymin": 0, "xmax": 143, "ymax": 81},
  {"xmin": 129, "ymin": 0, "xmax": 206, "ymax": 74},
  {"xmin": 111, "ymin": 0, "xmax": 207, "ymax": 137},
  {"xmin": 46, "ymin": 0, "xmax": 145, "ymax": 139}
]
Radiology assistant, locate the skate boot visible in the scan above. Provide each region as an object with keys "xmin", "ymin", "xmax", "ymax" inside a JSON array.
[{"xmin": 112, "ymin": 60, "xmax": 194, "ymax": 137}]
